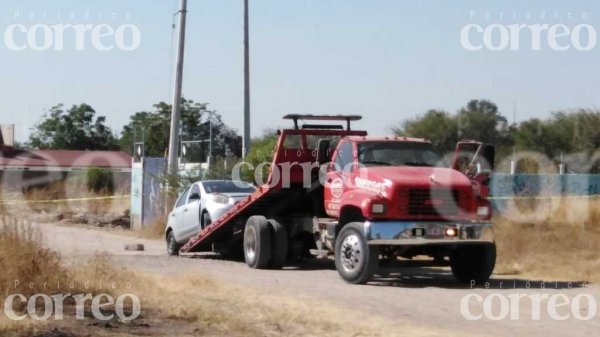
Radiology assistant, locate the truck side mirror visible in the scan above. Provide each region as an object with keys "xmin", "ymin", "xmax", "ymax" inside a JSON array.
[{"xmin": 316, "ymin": 139, "xmax": 331, "ymax": 165}]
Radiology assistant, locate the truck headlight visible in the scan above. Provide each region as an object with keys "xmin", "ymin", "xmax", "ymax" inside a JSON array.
[
  {"xmin": 371, "ymin": 203, "xmax": 385, "ymax": 214},
  {"xmin": 477, "ymin": 205, "xmax": 490, "ymax": 217}
]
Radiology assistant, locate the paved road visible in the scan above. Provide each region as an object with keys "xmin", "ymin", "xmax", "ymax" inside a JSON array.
[{"xmin": 39, "ymin": 223, "xmax": 600, "ymax": 337}]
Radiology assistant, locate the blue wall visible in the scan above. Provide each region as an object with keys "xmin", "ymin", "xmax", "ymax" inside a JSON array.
[
  {"xmin": 490, "ymin": 174, "xmax": 600, "ymax": 197},
  {"xmin": 489, "ymin": 174, "xmax": 600, "ymax": 213}
]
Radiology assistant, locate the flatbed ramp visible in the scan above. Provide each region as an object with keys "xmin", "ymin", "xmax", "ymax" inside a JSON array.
[
  {"xmin": 180, "ymin": 185, "xmax": 284, "ymax": 253},
  {"xmin": 180, "ymin": 114, "xmax": 366, "ymax": 254}
]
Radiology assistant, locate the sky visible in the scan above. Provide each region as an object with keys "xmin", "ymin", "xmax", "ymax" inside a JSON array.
[{"xmin": 0, "ymin": 0, "xmax": 599, "ymax": 142}]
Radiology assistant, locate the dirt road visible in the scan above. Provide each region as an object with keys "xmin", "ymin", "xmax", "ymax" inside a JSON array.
[{"xmin": 39, "ymin": 223, "xmax": 600, "ymax": 337}]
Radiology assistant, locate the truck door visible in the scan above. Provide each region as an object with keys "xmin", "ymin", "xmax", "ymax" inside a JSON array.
[
  {"xmin": 324, "ymin": 140, "xmax": 354, "ymax": 217},
  {"xmin": 451, "ymin": 141, "xmax": 495, "ymax": 175},
  {"xmin": 451, "ymin": 141, "xmax": 495, "ymax": 197}
]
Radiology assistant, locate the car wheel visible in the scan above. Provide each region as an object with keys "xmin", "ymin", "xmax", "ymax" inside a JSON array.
[
  {"xmin": 334, "ymin": 222, "xmax": 378, "ymax": 284},
  {"xmin": 202, "ymin": 211, "xmax": 212, "ymax": 229},
  {"xmin": 166, "ymin": 231, "xmax": 181, "ymax": 256},
  {"xmin": 244, "ymin": 216, "xmax": 271, "ymax": 269}
]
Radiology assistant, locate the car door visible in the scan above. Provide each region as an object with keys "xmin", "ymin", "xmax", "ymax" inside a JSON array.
[
  {"xmin": 182, "ymin": 183, "xmax": 202, "ymax": 237},
  {"xmin": 169, "ymin": 187, "xmax": 190, "ymax": 242}
]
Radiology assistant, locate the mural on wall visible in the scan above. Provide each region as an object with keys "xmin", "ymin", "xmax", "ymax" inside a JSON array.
[
  {"xmin": 142, "ymin": 158, "xmax": 166, "ymax": 227},
  {"xmin": 130, "ymin": 162, "xmax": 143, "ymax": 230},
  {"xmin": 130, "ymin": 157, "xmax": 167, "ymax": 230}
]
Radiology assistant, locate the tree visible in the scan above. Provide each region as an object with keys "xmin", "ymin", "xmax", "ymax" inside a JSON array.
[
  {"xmin": 512, "ymin": 110, "xmax": 600, "ymax": 172},
  {"xmin": 120, "ymin": 98, "xmax": 242, "ymax": 159},
  {"xmin": 240, "ymin": 130, "xmax": 278, "ymax": 182},
  {"xmin": 27, "ymin": 104, "xmax": 119, "ymax": 150},
  {"xmin": 456, "ymin": 99, "xmax": 510, "ymax": 146},
  {"xmin": 393, "ymin": 100, "xmax": 514, "ymax": 158},
  {"xmin": 392, "ymin": 109, "xmax": 459, "ymax": 153}
]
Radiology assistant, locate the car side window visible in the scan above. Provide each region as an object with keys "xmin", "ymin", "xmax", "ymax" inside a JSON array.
[
  {"xmin": 176, "ymin": 188, "xmax": 190, "ymax": 208},
  {"xmin": 188, "ymin": 184, "xmax": 201, "ymax": 203},
  {"xmin": 334, "ymin": 141, "xmax": 353, "ymax": 172}
]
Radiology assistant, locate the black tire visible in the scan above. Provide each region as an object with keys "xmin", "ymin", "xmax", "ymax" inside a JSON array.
[
  {"xmin": 268, "ymin": 219, "xmax": 288, "ymax": 269},
  {"xmin": 166, "ymin": 231, "xmax": 181, "ymax": 256},
  {"xmin": 450, "ymin": 243, "xmax": 496, "ymax": 284},
  {"xmin": 202, "ymin": 211, "xmax": 212, "ymax": 229},
  {"xmin": 244, "ymin": 216, "xmax": 271, "ymax": 269},
  {"xmin": 334, "ymin": 222, "xmax": 378, "ymax": 284}
]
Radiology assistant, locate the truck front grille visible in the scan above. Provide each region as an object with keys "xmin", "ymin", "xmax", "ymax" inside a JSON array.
[{"xmin": 407, "ymin": 189, "xmax": 462, "ymax": 217}]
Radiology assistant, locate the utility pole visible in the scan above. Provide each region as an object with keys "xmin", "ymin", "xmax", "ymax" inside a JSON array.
[
  {"xmin": 511, "ymin": 100, "xmax": 516, "ymax": 175},
  {"xmin": 208, "ymin": 119, "xmax": 213, "ymax": 167},
  {"xmin": 167, "ymin": 0, "xmax": 188, "ymax": 180},
  {"xmin": 242, "ymin": 0, "xmax": 251, "ymax": 158}
]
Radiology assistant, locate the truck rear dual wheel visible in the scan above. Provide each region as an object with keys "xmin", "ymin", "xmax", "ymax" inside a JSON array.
[
  {"xmin": 243, "ymin": 216, "xmax": 288, "ymax": 269},
  {"xmin": 450, "ymin": 243, "xmax": 496, "ymax": 284},
  {"xmin": 335, "ymin": 222, "xmax": 379, "ymax": 284},
  {"xmin": 268, "ymin": 219, "xmax": 288, "ymax": 269}
]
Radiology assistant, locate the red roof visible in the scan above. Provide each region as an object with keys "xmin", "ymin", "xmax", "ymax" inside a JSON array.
[{"xmin": 0, "ymin": 148, "xmax": 132, "ymax": 169}]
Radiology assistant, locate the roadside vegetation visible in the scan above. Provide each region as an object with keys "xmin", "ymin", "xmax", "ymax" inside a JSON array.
[
  {"xmin": 494, "ymin": 196, "xmax": 600, "ymax": 282},
  {"xmin": 0, "ymin": 215, "xmax": 440, "ymax": 337}
]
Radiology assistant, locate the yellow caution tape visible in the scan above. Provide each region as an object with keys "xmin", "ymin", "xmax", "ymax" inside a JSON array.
[{"xmin": 0, "ymin": 195, "xmax": 130, "ymax": 205}]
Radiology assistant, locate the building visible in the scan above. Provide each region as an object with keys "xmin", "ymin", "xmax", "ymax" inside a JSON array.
[{"xmin": 0, "ymin": 125, "xmax": 132, "ymax": 190}]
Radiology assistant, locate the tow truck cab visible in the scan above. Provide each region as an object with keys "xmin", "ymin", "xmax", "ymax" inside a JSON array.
[{"xmin": 275, "ymin": 116, "xmax": 497, "ymax": 284}]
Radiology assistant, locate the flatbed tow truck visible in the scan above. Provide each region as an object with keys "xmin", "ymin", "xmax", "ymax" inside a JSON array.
[{"xmin": 178, "ymin": 114, "xmax": 496, "ymax": 284}]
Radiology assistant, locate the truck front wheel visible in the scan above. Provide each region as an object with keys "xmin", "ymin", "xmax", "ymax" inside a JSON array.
[
  {"xmin": 244, "ymin": 216, "xmax": 271, "ymax": 269},
  {"xmin": 450, "ymin": 243, "xmax": 496, "ymax": 284},
  {"xmin": 334, "ymin": 222, "xmax": 378, "ymax": 284}
]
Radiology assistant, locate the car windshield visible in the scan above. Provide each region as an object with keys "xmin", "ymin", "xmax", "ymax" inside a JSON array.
[
  {"xmin": 357, "ymin": 141, "xmax": 442, "ymax": 167},
  {"xmin": 203, "ymin": 181, "xmax": 256, "ymax": 194}
]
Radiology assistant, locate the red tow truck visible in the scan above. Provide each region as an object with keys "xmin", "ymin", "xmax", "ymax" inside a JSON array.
[{"xmin": 178, "ymin": 115, "xmax": 496, "ymax": 284}]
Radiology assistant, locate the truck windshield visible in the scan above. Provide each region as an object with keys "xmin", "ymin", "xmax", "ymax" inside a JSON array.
[{"xmin": 357, "ymin": 141, "xmax": 442, "ymax": 167}]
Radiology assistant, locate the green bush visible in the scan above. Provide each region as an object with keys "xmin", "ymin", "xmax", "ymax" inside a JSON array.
[{"xmin": 86, "ymin": 167, "xmax": 115, "ymax": 194}]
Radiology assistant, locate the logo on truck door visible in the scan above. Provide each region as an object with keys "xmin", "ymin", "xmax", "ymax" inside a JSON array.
[
  {"xmin": 330, "ymin": 178, "xmax": 344, "ymax": 199},
  {"xmin": 354, "ymin": 177, "xmax": 385, "ymax": 193}
]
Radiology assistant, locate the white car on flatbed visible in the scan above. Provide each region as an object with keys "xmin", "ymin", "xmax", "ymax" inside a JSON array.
[{"xmin": 166, "ymin": 180, "xmax": 256, "ymax": 255}]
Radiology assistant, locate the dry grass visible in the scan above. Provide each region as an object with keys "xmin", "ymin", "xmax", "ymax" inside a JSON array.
[
  {"xmin": 0, "ymin": 216, "xmax": 67, "ymax": 298},
  {"xmin": 0, "ymin": 215, "xmax": 441, "ymax": 337},
  {"xmin": 0, "ymin": 216, "xmax": 134, "ymax": 298},
  {"xmin": 494, "ymin": 196, "xmax": 600, "ymax": 282},
  {"xmin": 139, "ymin": 215, "xmax": 167, "ymax": 239},
  {"xmin": 0, "ymin": 216, "xmax": 136, "ymax": 336}
]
